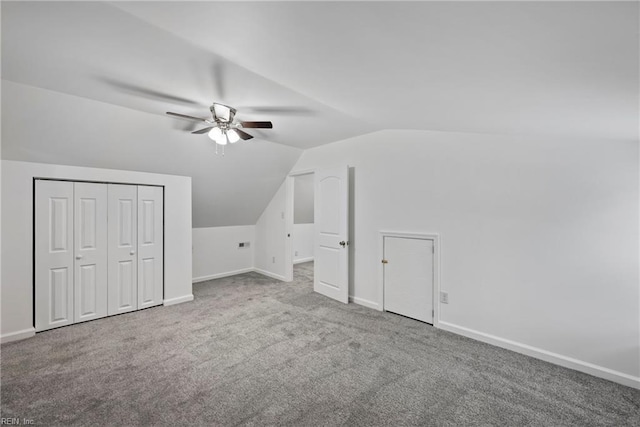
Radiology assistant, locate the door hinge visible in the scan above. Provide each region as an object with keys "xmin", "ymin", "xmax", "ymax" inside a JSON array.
[
  {"xmin": 432, "ymin": 245, "xmax": 435, "ymax": 254},
  {"xmin": 381, "ymin": 259, "xmax": 388, "ymax": 264}
]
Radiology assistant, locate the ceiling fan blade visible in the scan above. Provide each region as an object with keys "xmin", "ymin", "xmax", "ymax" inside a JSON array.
[
  {"xmin": 242, "ymin": 106, "xmax": 313, "ymax": 116},
  {"xmin": 192, "ymin": 127, "xmax": 214, "ymax": 134},
  {"xmin": 166, "ymin": 112, "xmax": 208, "ymax": 122},
  {"xmin": 99, "ymin": 78, "xmax": 200, "ymax": 106},
  {"xmin": 241, "ymin": 121, "xmax": 273, "ymax": 129},
  {"xmin": 213, "ymin": 61, "xmax": 225, "ymax": 99},
  {"xmin": 236, "ymin": 129, "xmax": 254, "ymax": 140}
]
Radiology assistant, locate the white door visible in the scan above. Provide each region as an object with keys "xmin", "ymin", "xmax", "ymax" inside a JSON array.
[
  {"xmin": 137, "ymin": 186, "xmax": 164, "ymax": 309},
  {"xmin": 108, "ymin": 184, "xmax": 138, "ymax": 315},
  {"xmin": 74, "ymin": 182, "xmax": 108, "ymax": 323},
  {"xmin": 314, "ymin": 166, "xmax": 349, "ymax": 303},
  {"xmin": 383, "ymin": 237, "xmax": 434, "ymax": 323},
  {"xmin": 35, "ymin": 180, "xmax": 75, "ymax": 331}
]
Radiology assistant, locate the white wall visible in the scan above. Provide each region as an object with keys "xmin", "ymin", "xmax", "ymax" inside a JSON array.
[
  {"xmin": 293, "ymin": 223, "xmax": 314, "ymax": 263},
  {"xmin": 291, "ymin": 129, "xmax": 639, "ymax": 387},
  {"xmin": 1, "ymin": 160, "xmax": 193, "ymax": 342},
  {"xmin": 193, "ymin": 226, "xmax": 255, "ymax": 282},
  {"xmin": 1, "ymin": 80, "xmax": 302, "ymax": 228},
  {"xmin": 254, "ymin": 180, "xmax": 288, "ymax": 280}
]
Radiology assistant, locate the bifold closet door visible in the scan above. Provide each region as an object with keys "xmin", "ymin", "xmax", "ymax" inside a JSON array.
[
  {"xmin": 108, "ymin": 184, "xmax": 138, "ymax": 315},
  {"xmin": 73, "ymin": 182, "xmax": 108, "ymax": 323},
  {"xmin": 137, "ymin": 186, "xmax": 163, "ymax": 309},
  {"xmin": 36, "ymin": 180, "xmax": 108, "ymax": 331},
  {"xmin": 35, "ymin": 180, "xmax": 75, "ymax": 331},
  {"xmin": 36, "ymin": 181, "xmax": 163, "ymax": 332}
]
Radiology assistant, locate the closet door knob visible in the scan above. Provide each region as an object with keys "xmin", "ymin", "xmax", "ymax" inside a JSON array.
[
  {"xmin": 130, "ymin": 250, "xmax": 136, "ymax": 256},
  {"xmin": 75, "ymin": 254, "xmax": 83, "ymax": 260}
]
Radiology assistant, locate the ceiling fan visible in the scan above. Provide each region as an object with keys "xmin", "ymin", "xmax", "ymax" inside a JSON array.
[{"xmin": 167, "ymin": 103, "xmax": 273, "ymax": 153}]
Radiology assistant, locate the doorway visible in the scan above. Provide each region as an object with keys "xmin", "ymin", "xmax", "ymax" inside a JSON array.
[
  {"xmin": 288, "ymin": 172, "xmax": 315, "ymax": 282},
  {"xmin": 285, "ymin": 170, "xmax": 316, "ymax": 283},
  {"xmin": 285, "ymin": 167, "xmax": 350, "ymax": 304}
]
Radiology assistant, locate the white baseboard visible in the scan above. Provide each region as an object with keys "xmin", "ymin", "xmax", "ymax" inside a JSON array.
[
  {"xmin": 193, "ymin": 268, "xmax": 254, "ymax": 283},
  {"xmin": 163, "ymin": 294, "xmax": 194, "ymax": 306},
  {"xmin": 194, "ymin": 267, "xmax": 288, "ymax": 283},
  {"xmin": 1, "ymin": 327, "xmax": 36, "ymax": 344},
  {"xmin": 349, "ymin": 295, "xmax": 379, "ymax": 310},
  {"xmin": 438, "ymin": 321, "xmax": 640, "ymax": 390},
  {"xmin": 294, "ymin": 257, "xmax": 314, "ymax": 265},
  {"xmin": 254, "ymin": 268, "xmax": 286, "ymax": 281}
]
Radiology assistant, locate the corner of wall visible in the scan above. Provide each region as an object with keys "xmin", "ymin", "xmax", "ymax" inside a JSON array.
[
  {"xmin": 191, "ymin": 225, "xmax": 256, "ymax": 282},
  {"xmin": 254, "ymin": 179, "xmax": 288, "ymax": 279}
]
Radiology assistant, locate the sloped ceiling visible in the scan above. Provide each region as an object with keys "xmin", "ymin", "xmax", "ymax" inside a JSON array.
[
  {"xmin": 113, "ymin": 1, "xmax": 639, "ymax": 141},
  {"xmin": 2, "ymin": 1, "xmax": 638, "ymax": 227}
]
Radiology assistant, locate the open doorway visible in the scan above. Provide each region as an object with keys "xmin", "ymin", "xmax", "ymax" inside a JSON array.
[
  {"xmin": 290, "ymin": 172, "xmax": 315, "ymax": 281},
  {"xmin": 285, "ymin": 166, "xmax": 349, "ymax": 303}
]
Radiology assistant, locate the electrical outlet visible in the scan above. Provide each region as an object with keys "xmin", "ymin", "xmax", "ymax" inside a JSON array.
[
  {"xmin": 294, "ymin": 251, "xmax": 299, "ymax": 256},
  {"xmin": 280, "ymin": 212, "xmax": 284, "ymax": 219},
  {"xmin": 440, "ymin": 292, "xmax": 449, "ymax": 304},
  {"xmin": 272, "ymin": 256, "xmax": 276, "ymax": 263},
  {"xmin": 244, "ymin": 242, "xmax": 250, "ymax": 248}
]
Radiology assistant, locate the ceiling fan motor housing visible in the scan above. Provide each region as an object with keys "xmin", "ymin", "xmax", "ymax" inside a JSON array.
[{"xmin": 211, "ymin": 102, "xmax": 236, "ymax": 123}]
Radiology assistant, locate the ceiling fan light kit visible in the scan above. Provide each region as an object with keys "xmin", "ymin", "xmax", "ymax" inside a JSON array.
[{"xmin": 166, "ymin": 102, "xmax": 273, "ymax": 155}]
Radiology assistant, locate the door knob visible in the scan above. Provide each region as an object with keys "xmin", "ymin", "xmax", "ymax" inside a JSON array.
[
  {"xmin": 339, "ymin": 241, "xmax": 346, "ymax": 247},
  {"xmin": 75, "ymin": 254, "xmax": 83, "ymax": 260},
  {"xmin": 130, "ymin": 251, "xmax": 136, "ymax": 256}
]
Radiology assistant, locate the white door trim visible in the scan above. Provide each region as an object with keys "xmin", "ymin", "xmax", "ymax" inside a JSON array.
[{"xmin": 379, "ymin": 231, "xmax": 441, "ymax": 328}]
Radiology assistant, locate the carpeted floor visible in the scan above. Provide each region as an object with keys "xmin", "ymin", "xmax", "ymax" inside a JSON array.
[{"xmin": 1, "ymin": 262, "xmax": 639, "ymax": 426}]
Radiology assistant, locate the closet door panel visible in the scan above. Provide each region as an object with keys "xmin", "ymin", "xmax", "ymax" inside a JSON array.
[
  {"xmin": 141, "ymin": 258, "xmax": 155, "ymax": 303},
  {"xmin": 35, "ymin": 180, "xmax": 75, "ymax": 331},
  {"xmin": 108, "ymin": 184, "xmax": 138, "ymax": 315},
  {"xmin": 74, "ymin": 182, "xmax": 108, "ymax": 323},
  {"xmin": 138, "ymin": 186, "xmax": 164, "ymax": 309}
]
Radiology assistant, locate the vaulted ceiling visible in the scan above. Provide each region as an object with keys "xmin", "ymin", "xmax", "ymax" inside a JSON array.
[{"xmin": 2, "ymin": 1, "xmax": 638, "ymax": 227}]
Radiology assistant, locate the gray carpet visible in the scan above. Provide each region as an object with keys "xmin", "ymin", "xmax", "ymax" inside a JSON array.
[{"xmin": 1, "ymin": 262, "xmax": 639, "ymax": 426}]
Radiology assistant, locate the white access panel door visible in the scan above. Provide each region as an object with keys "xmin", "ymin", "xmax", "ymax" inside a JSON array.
[
  {"xmin": 314, "ymin": 166, "xmax": 349, "ymax": 303},
  {"xmin": 108, "ymin": 184, "xmax": 138, "ymax": 315},
  {"xmin": 383, "ymin": 237, "xmax": 434, "ymax": 324},
  {"xmin": 35, "ymin": 180, "xmax": 75, "ymax": 331},
  {"xmin": 74, "ymin": 182, "xmax": 108, "ymax": 323},
  {"xmin": 137, "ymin": 186, "xmax": 164, "ymax": 309}
]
